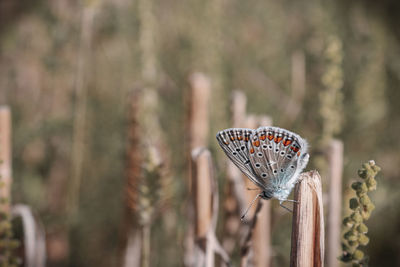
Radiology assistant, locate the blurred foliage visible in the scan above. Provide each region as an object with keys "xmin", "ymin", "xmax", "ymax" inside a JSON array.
[
  {"xmin": 0, "ymin": 0, "xmax": 400, "ymax": 266},
  {"xmin": 0, "ymin": 184, "xmax": 20, "ymax": 267}
]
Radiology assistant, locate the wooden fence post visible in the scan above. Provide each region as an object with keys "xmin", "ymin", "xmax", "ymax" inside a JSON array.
[
  {"xmin": 0, "ymin": 106, "xmax": 12, "ymax": 213},
  {"xmin": 185, "ymin": 73, "xmax": 211, "ymax": 267},
  {"xmin": 192, "ymin": 148, "xmax": 230, "ymax": 267},
  {"xmin": 240, "ymin": 114, "xmax": 272, "ymax": 267},
  {"xmin": 326, "ymin": 140, "xmax": 343, "ymax": 267},
  {"xmin": 290, "ymin": 171, "xmax": 325, "ymax": 267}
]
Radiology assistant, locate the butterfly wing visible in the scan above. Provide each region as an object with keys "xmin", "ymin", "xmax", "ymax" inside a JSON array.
[
  {"xmin": 248, "ymin": 127, "xmax": 309, "ymax": 195},
  {"xmin": 216, "ymin": 128, "xmax": 267, "ymax": 189}
]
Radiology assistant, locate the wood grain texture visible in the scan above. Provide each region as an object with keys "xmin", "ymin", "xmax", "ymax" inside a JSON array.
[
  {"xmin": 290, "ymin": 171, "xmax": 325, "ymax": 267},
  {"xmin": 0, "ymin": 106, "xmax": 12, "ymax": 213},
  {"xmin": 326, "ymin": 140, "xmax": 343, "ymax": 267}
]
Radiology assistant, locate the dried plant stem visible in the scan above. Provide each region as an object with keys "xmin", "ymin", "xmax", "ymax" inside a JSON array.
[
  {"xmin": 0, "ymin": 106, "xmax": 11, "ymax": 213},
  {"xmin": 141, "ymin": 224, "xmax": 151, "ymax": 267},
  {"xmin": 326, "ymin": 140, "xmax": 343, "ymax": 267},
  {"xmin": 290, "ymin": 171, "xmax": 325, "ymax": 267},
  {"xmin": 185, "ymin": 73, "xmax": 211, "ymax": 266},
  {"xmin": 240, "ymin": 200, "xmax": 263, "ymax": 267},
  {"xmin": 191, "ymin": 148, "xmax": 230, "ymax": 267},
  {"xmin": 69, "ymin": 5, "xmax": 96, "ymax": 216}
]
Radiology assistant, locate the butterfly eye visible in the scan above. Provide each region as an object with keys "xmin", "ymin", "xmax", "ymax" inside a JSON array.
[
  {"xmin": 275, "ymin": 148, "xmax": 279, "ymax": 152},
  {"xmin": 241, "ymin": 146, "xmax": 246, "ymax": 150},
  {"xmin": 232, "ymin": 151, "xmax": 237, "ymax": 156},
  {"xmin": 280, "ymin": 168, "xmax": 284, "ymax": 172},
  {"xmin": 280, "ymin": 151, "xmax": 285, "ymax": 156},
  {"xmin": 261, "ymin": 173, "xmax": 267, "ymax": 178},
  {"xmin": 287, "ymin": 155, "xmax": 292, "ymax": 159},
  {"xmin": 257, "ymin": 152, "xmax": 263, "ymax": 157},
  {"xmin": 255, "ymin": 163, "xmax": 261, "ymax": 168},
  {"xmin": 290, "ymin": 165, "xmax": 295, "ymax": 168},
  {"xmin": 273, "ymin": 170, "xmax": 278, "ymax": 174},
  {"xmin": 262, "ymin": 145, "xmax": 267, "ymax": 149},
  {"xmin": 236, "ymin": 148, "xmax": 241, "ymax": 152},
  {"xmin": 268, "ymin": 145, "xmax": 272, "ymax": 149}
]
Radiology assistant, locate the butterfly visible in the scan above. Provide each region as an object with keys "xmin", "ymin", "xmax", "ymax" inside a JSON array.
[{"xmin": 216, "ymin": 126, "xmax": 309, "ymax": 216}]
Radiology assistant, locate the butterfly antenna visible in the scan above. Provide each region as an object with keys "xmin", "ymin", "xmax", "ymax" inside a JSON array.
[
  {"xmin": 240, "ymin": 194, "xmax": 262, "ymax": 221},
  {"xmin": 280, "ymin": 203, "xmax": 293, "ymax": 213},
  {"xmin": 246, "ymin": 187, "xmax": 261, "ymax": 191}
]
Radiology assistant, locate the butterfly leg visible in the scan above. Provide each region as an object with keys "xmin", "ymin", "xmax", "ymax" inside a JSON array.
[
  {"xmin": 284, "ymin": 199, "xmax": 298, "ymax": 203},
  {"xmin": 246, "ymin": 187, "xmax": 261, "ymax": 191},
  {"xmin": 279, "ymin": 202, "xmax": 293, "ymax": 213},
  {"xmin": 241, "ymin": 194, "xmax": 262, "ymax": 221}
]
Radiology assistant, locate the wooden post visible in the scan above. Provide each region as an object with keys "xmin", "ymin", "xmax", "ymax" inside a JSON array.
[
  {"xmin": 222, "ymin": 90, "xmax": 247, "ymax": 253},
  {"xmin": 326, "ymin": 140, "xmax": 343, "ymax": 267},
  {"xmin": 188, "ymin": 73, "xmax": 211, "ymax": 150},
  {"xmin": 252, "ymin": 115, "xmax": 272, "ymax": 267},
  {"xmin": 185, "ymin": 73, "xmax": 211, "ymax": 266},
  {"xmin": 0, "ymin": 106, "xmax": 12, "ymax": 213},
  {"xmin": 240, "ymin": 114, "xmax": 272, "ymax": 267},
  {"xmin": 192, "ymin": 148, "xmax": 215, "ymax": 267},
  {"xmin": 290, "ymin": 171, "xmax": 324, "ymax": 267}
]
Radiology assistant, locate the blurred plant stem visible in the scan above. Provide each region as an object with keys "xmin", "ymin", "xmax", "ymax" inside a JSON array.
[
  {"xmin": 0, "ymin": 107, "xmax": 20, "ymax": 267},
  {"xmin": 68, "ymin": 2, "xmax": 98, "ymax": 218}
]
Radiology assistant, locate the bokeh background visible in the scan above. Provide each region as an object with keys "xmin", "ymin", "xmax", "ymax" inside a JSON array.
[{"xmin": 1, "ymin": 0, "xmax": 400, "ymax": 266}]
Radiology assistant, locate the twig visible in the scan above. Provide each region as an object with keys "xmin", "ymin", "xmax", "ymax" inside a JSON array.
[
  {"xmin": 192, "ymin": 148, "xmax": 231, "ymax": 267},
  {"xmin": 240, "ymin": 200, "xmax": 263, "ymax": 267},
  {"xmin": 290, "ymin": 171, "xmax": 324, "ymax": 267}
]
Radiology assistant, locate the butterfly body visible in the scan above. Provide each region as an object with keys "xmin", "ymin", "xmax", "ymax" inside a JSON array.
[{"xmin": 216, "ymin": 126, "xmax": 309, "ymax": 204}]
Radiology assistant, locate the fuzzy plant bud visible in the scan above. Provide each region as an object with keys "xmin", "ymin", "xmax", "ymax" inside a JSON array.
[
  {"xmin": 357, "ymin": 223, "xmax": 368, "ymax": 234},
  {"xmin": 343, "ymin": 217, "xmax": 354, "ymax": 227},
  {"xmin": 349, "ymin": 198, "xmax": 359, "ymax": 210},
  {"xmin": 359, "ymin": 195, "xmax": 371, "ymax": 206},
  {"xmin": 358, "ymin": 234, "xmax": 370, "ymax": 246},
  {"xmin": 357, "ymin": 169, "xmax": 367, "ymax": 179},
  {"xmin": 361, "ymin": 210, "xmax": 371, "ymax": 220},
  {"xmin": 348, "ymin": 240, "xmax": 359, "ymax": 247},
  {"xmin": 351, "ymin": 211, "xmax": 363, "ymax": 223},
  {"xmin": 366, "ymin": 177, "xmax": 377, "ymax": 191},
  {"xmin": 365, "ymin": 202, "xmax": 375, "ymax": 212},
  {"xmin": 344, "ymin": 230, "xmax": 358, "ymax": 241},
  {"xmin": 353, "ymin": 249, "xmax": 364, "ymax": 261}
]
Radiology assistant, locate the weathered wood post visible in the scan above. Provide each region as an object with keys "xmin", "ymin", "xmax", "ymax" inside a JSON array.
[
  {"xmin": 290, "ymin": 171, "xmax": 325, "ymax": 267},
  {"xmin": 0, "ymin": 106, "xmax": 11, "ymax": 213}
]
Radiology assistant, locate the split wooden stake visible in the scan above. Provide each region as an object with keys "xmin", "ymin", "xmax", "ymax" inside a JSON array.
[
  {"xmin": 0, "ymin": 106, "xmax": 12, "ymax": 213},
  {"xmin": 192, "ymin": 148, "xmax": 230, "ymax": 267},
  {"xmin": 290, "ymin": 171, "xmax": 325, "ymax": 267}
]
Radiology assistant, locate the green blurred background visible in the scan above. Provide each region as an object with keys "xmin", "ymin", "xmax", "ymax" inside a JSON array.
[{"xmin": 1, "ymin": 0, "xmax": 400, "ymax": 266}]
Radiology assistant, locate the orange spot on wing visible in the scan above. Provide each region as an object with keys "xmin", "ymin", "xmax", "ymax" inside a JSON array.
[
  {"xmin": 245, "ymin": 136, "xmax": 249, "ymax": 141},
  {"xmin": 230, "ymin": 136, "xmax": 235, "ymax": 141},
  {"xmin": 253, "ymin": 140, "xmax": 260, "ymax": 147},
  {"xmin": 290, "ymin": 146, "xmax": 300, "ymax": 152},
  {"xmin": 297, "ymin": 151, "xmax": 300, "ymax": 156},
  {"xmin": 274, "ymin": 137, "xmax": 283, "ymax": 143},
  {"xmin": 250, "ymin": 147, "xmax": 255, "ymax": 154},
  {"xmin": 238, "ymin": 135, "xmax": 243, "ymax": 140},
  {"xmin": 268, "ymin": 134, "xmax": 274, "ymax": 140},
  {"xmin": 283, "ymin": 140, "xmax": 292, "ymax": 146},
  {"xmin": 260, "ymin": 135, "xmax": 266, "ymax": 141}
]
